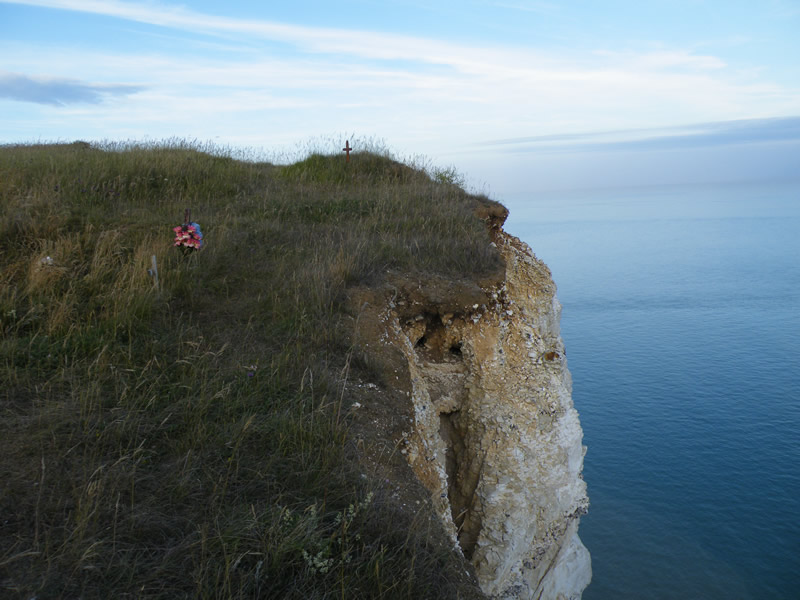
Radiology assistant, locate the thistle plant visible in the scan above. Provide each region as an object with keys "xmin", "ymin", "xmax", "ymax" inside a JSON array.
[{"xmin": 287, "ymin": 492, "xmax": 375, "ymax": 576}]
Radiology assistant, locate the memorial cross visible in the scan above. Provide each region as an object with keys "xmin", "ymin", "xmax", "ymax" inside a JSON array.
[{"xmin": 342, "ymin": 140, "xmax": 353, "ymax": 162}]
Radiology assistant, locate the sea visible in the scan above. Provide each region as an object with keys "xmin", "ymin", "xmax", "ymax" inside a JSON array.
[{"xmin": 503, "ymin": 181, "xmax": 800, "ymax": 599}]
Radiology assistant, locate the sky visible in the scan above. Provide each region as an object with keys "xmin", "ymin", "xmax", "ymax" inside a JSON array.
[{"xmin": 2, "ymin": 0, "xmax": 800, "ymax": 194}]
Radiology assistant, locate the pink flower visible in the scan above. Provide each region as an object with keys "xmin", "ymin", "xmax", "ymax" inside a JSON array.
[{"xmin": 171, "ymin": 222, "xmax": 203, "ymax": 251}]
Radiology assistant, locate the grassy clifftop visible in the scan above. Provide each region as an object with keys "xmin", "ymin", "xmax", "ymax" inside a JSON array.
[{"xmin": 0, "ymin": 142, "xmax": 504, "ymax": 599}]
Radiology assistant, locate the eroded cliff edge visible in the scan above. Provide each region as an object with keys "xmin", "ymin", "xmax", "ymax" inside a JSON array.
[{"xmin": 350, "ymin": 208, "xmax": 590, "ymax": 599}]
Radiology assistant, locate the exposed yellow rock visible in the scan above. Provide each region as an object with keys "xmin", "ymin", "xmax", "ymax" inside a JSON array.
[{"xmin": 351, "ymin": 225, "xmax": 590, "ymax": 599}]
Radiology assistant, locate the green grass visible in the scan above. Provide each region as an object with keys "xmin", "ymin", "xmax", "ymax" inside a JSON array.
[{"xmin": 0, "ymin": 140, "xmax": 503, "ymax": 599}]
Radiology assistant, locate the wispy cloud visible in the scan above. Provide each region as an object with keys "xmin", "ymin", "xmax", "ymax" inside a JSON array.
[
  {"xmin": 480, "ymin": 1, "xmax": 562, "ymax": 15},
  {"xmin": 597, "ymin": 49, "xmax": 727, "ymax": 71},
  {"xmin": 0, "ymin": 0, "xmax": 742, "ymax": 74},
  {"xmin": 0, "ymin": 71, "xmax": 145, "ymax": 106},
  {"xmin": 2, "ymin": 0, "xmax": 800, "ymax": 159},
  {"xmin": 482, "ymin": 116, "xmax": 800, "ymax": 154},
  {"xmin": 3, "ymin": 0, "xmax": 475, "ymax": 66}
]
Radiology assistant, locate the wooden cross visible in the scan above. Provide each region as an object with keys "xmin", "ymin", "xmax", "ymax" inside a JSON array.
[{"xmin": 342, "ymin": 140, "xmax": 352, "ymax": 162}]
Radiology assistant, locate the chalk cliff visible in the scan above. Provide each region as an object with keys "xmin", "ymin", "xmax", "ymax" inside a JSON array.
[{"xmin": 351, "ymin": 208, "xmax": 590, "ymax": 599}]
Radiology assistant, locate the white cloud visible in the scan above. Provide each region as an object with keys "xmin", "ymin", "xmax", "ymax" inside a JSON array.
[
  {"xmin": 0, "ymin": 70, "xmax": 144, "ymax": 105},
  {"xmin": 480, "ymin": 1, "xmax": 562, "ymax": 15},
  {"xmin": 2, "ymin": 0, "xmax": 800, "ymax": 161},
  {"xmin": 601, "ymin": 50, "xmax": 728, "ymax": 70},
  {"xmin": 5, "ymin": 0, "xmax": 482, "ymax": 65}
]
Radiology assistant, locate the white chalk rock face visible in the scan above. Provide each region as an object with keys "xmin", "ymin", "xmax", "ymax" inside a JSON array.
[{"xmin": 386, "ymin": 230, "xmax": 591, "ymax": 599}]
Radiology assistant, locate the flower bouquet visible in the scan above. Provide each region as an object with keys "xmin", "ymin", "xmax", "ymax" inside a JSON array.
[{"xmin": 173, "ymin": 222, "xmax": 204, "ymax": 252}]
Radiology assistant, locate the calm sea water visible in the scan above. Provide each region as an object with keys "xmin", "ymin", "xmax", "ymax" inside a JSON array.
[{"xmin": 504, "ymin": 181, "xmax": 800, "ymax": 599}]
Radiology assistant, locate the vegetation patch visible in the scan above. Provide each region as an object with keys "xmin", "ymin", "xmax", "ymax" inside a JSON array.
[{"xmin": 0, "ymin": 140, "xmax": 502, "ymax": 599}]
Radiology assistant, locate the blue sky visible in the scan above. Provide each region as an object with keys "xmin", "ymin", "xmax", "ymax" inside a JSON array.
[{"xmin": 2, "ymin": 0, "xmax": 799, "ymax": 192}]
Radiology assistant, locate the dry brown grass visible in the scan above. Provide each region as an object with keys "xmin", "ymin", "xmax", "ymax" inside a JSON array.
[{"xmin": 0, "ymin": 140, "xmax": 502, "ymax": 599}]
